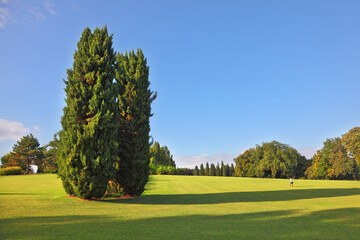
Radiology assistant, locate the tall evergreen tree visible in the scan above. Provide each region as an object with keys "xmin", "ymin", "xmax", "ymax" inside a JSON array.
[
  {"xmin": 194, "ymin": 166, "xmax": 199, "ymax": 176},
  {"xmin": 210, "ymin": 164, "xmax": 215, "ymax": 176},
  {"xmin": 199, "ymin": 164, "xmax": 205, "ymax": 176},
  {"xmin": 205, "ymin": 162, "xmax": 210, "ymax": 176},
  {"xmin": 216, "ymin": 162, "xmax": 221, "ymax": 176},
  {"xmin": 221, "ymin": 161, "xmax": 225, "ymax": 176},
  {"xmin": 114, "ymin": 49, "xmax": 156, "ymax": 197},
  {"xmin": 230, "ymin": 163, "xmax": 235, "ymax": 176},
  {"xmin": 58, "ymin": 26, "xmax": 118, "ymax": 199},
  {"xmin": 10, "ymin": 134, "xmax": 43, "ymax": 173},
  {"xmin": 222, "ymin": 164, "xmax": 228, "ymax": 176}
]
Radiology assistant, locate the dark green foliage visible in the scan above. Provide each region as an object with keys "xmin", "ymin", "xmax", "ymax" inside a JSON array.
[
  {"xmin": 221, "ymin": 161, "xmax": 225, "ymax": 176},
  {"xmin": 210, "ymin": 164, "xmax": 215, "ymax": 176},
  {"xmin": 0, "ymin": 166, "xmax": 23, "ymax": 175},
  {"xmin": 305, "ymin": 138, "xmax": 359, "ymax": 180},
  {"xmin": 9, "ymin": 134, "xmax": 43, "ymax": 173},
  {"xmin": 1, "ymin": 153, "xmax": 12, "ymax": 167},
  {"xmin": 149, "ymin": 165, "xmax": 192, "ymax": 175},
  {"xmin": 176, "ymin": 168, "xmax": 193, "ymax": 175},
  {"xmin": 226, "ymin": 165, "xmax": 230, "ymax": 176},
  {"xmin": 230, "ymin": 164, "xmax": 235, "ymax": 176},
  {"xmin": 150, "ymin": 142, "xmax": 176, "ymax": 167},
  {"xmin": 58, "ymin": 26, "xmax": 118, "ymax": 199},
  {"xmin": 199, "ymin": 164, "xmax": 205, "ymax": 176},
  {"xmin": 234, "ymin": 141, "xmax": 308, "ymax": 178},
  {"xmin": 42, "ymin": 134, "xmax": 59, "ymax": 173},
  {"xmin": 216, "ymin": 163, "xmax": 220, "ymax": 176},
  {"xmin": 222, "ymin": 164, "xmax": 227, "ymax": 176},
  {"xmin": 205, "ymin": 162, "xmax": 209, "ymax": 176},
  {"xmin": 194, "ymin": 162, "xmax": 236, "ymax": 177},
  {"xmin": 114, "ymin": 48, "xmax": 156, "ymax": 197},
  {"xmin": 194, "ymin": 166, "xmax": 199, "ymax": 176}
]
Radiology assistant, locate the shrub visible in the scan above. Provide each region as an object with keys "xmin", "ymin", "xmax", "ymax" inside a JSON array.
[
  {"xmin": 105, "ymin": 181, "xmax": 122, "ymax": 196},
  {"xmin": 43, "ymin": 168, "xmax": 58, "ymax": 173},
  {"xmin": 0, "ymin": 166, "xmax": 23, "ymax": 175},
  {"xmin": 157, "ymin": 165, "xmax": 176, "ymax": 175},
  {"xmin": 149, "ymin": 164, "xmax": 176, "ymax": 175},
  {"xmin": 176, "ymin": 168, "xmax": 193, "ymax": 175}
]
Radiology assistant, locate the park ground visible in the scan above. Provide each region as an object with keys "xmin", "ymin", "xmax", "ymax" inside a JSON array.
[{"xmin": 0, "ymin": 174, "xmax": 359, "ymax": 239}]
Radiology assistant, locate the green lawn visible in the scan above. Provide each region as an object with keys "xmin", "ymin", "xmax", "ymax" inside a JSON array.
[{"xmin": 0, "ymin": 174, "xmax": 359, "ymax": 239}]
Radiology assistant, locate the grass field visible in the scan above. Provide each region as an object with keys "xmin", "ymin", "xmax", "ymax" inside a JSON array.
[{"xmin": 0, "ymin": 174, "xmax": 359, "ymax": 239}]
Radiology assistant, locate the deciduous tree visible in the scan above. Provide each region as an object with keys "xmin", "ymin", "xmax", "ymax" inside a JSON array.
[
  {"xmin": 150, "ymin": 141, "xmax": 176, "ymax": 167},
  {"xmin": 234, "ymin": 141, "xmax": 309, "ymax": 178}
]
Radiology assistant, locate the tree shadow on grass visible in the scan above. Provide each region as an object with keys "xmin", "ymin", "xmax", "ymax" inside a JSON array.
[
  {"xmin": 102, "ymin": 188, "xmax": 360, "ymax": 205},
  {"xmin": 1, "ymin": 208, "xmax": 359, "ymax": 239}
]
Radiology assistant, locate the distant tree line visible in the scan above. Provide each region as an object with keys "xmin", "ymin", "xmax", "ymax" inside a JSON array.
[
  {"xmin": 0, "ymin": 134, "xmax": 58, "ymax": 173},
  {"xmin": 149, "ymin": 141, "xmax": 193, "ymax": 175},
  {"xmin": 233, "ymin": 127, "xmax": 360, "ymax": 180},
  {"xmin": 305, "ymin": 127, "xmax": 360, "ymax": 180},
  {"xmin": 194, "ymin": 161, "xmax": 235, "ymax": 177}
]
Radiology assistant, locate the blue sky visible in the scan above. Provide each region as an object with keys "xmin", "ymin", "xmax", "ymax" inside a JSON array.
[{"xmin": 0, "ymin": 0, "xmax": 359, "ymax": 167}]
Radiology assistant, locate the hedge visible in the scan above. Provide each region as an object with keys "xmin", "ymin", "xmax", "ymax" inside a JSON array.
[{"xmin": 0, "ymin": 166, "xmax": 23, "ymax": 175}]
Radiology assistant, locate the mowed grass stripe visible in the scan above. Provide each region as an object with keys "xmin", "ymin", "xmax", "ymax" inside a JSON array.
[{"xmin": 0, "ymin": 174, "xmax": 359, "ymax": 239}]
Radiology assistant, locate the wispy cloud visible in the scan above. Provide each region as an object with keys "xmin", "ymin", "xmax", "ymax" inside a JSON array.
[
  {"xmin": 33, "ymin": 125, "xmax": 41, "ymax": 132},
  {"xmin": 43, "ymin": 1, "xmax": 56, "ymax": 15},
  {"xmin": 0, "ymin": 119, "xmax": 30, "ymax": 141},
  {"xmin": 1, "ymin": 0, "xmax": 9, "ymax": 4},
  {"xmin": 174, "ymin": 153, "xmax": 235, "ymax": 168},
  {"xmin": 0, "ymin": 6, "xmax": 16, "ymax": 28},
  {"xmin": 28, "ymin": 8, "xmax": 45, "ymax": 21}
]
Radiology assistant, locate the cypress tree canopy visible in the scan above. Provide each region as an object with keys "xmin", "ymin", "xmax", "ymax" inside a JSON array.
[
  {"xmin": 58, "ymin": 26, "xmax": 118, "ymax": 199},
  {"xmin": 114, "ymin": 49, "xmax": 156, "ymax": 197}
]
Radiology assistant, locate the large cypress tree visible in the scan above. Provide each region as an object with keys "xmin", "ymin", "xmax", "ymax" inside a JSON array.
[
  {"xmin": 115, "ymin": 49, "xmax": 156, "ymax": 197},
  {"xmin": 58, "ymin": 26, "xmax": 118, "ymax": 199}
]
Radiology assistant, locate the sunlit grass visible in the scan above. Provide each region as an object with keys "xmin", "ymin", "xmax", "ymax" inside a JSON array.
[{"xmin": 0, "ymin": 174, "xmax": 359, "ymax": 239}]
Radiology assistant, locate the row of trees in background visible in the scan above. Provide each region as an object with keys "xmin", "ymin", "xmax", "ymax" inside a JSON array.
[
  {"xmin": 2, "ymin": 126, "xmax": 359, "ymax": 181},
  {"xmin": 149, "ymin": 141, "xmax": 195, "ymax": 175},
  {"xmin": 194, "ymin": 162, "xmax": 235, "ymax": 177},
  {"xmin": 0, "ymin": 134, "xmax": 58, "ymax": 173},
  {"xmin": 233, "ymin": 127, "xmax": 360, "ymax": 180}
]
